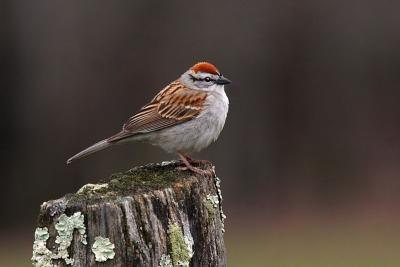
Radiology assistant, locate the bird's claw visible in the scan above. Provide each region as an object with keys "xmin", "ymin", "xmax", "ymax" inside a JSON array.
[{"xmin": 176, "ymin": 164, "xmax": 212, "ymax": 177}]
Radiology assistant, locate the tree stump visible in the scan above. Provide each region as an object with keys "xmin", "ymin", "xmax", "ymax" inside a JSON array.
[{"xmin": 31, "ymin": 161, "xmax": 226, "ymax": 267}]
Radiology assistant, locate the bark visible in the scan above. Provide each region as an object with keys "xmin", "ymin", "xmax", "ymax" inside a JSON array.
[{"xmin": 32, "ymin": 161, "xmax": 226, "ymax": 267}]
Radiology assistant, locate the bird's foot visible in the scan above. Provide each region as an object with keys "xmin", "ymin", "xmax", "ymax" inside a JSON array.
[
  {"xmin": 176, "ymin": 165, "xmax": 212, "ymax": 176},
  {"xmin": 184, "ymin": 156, "xmax": 211, "ymax": 166},
  {"xmin": 177, "ymin": 153, "xmax": 213, "ymax": 176}
]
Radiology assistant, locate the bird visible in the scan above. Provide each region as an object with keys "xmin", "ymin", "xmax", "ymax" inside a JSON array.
[{"xmin": 67, "ymin": 62, "xmax": 231, "ymax": 175}]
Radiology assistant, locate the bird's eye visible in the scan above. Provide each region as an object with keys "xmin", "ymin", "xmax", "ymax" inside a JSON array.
[{"xmin": 205, "ymin": 77, "xmax": 211, "ymax": 82}]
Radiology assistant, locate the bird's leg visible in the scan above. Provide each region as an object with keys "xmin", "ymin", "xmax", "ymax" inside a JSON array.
[{"xmin": 177, "ymin": 152, "xmax": 211, "ymax": 176}]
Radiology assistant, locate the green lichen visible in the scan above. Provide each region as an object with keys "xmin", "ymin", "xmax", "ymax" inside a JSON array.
[
  {"xmin": 159, "ymin": 254, "xmax": 173, "ymax": 267},
  {"xmin": 203, "ymin": 194, "xmax": 219, "ymax": 216},
  {"xmin": 32, "ymin": 227, "xmax": 53, "ymax": 267},
  {"xmin": 92, "ymin": 236, "xmax": 115, "ymax": 262},
  {"xmin": 77, "ymin": 183, "xmax": 108, "ymax": 195},
  {"xmin": 53, "ymin": 212, "xmax": 87, "ymax": 264},
  {"xmin": 213, "ymin": 174, "xmax": 227, "ymax": 233},
  {"xmin": 167, "ymin": 222, "xmax": 193, "ymax": 267},
  {"xmin": 32, "ymin": 212, "xmax": 87, "ymax": 267}
]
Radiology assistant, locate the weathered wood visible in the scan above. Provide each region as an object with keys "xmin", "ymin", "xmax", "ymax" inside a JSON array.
[{"xmin": 32, "ymin": 161, "xmax": 226, "ymax": 267}]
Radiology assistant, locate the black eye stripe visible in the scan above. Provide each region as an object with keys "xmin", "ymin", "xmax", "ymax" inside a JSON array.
[
  {"xmin": 190, "ymin": 75, "xmax": 215, "ymax": 82},
  {"xmin": 189, "ymin": 75, "xmax": 200, "ymax": 81}
]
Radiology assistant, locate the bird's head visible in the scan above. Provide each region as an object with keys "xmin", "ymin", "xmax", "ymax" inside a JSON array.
[{"xmin": 180, "ymin": 62, "xmax": 231, "ymax": 91}]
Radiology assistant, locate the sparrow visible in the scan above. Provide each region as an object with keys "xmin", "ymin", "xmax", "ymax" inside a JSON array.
[{"xmin": 67, "ymin": 62, "xmax": 231, "ymax": 175}]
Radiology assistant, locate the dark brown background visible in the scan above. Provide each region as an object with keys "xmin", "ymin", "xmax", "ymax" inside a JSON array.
[{"xmin": 1, "ymin": 0, "xmax": 400, "ymax": 266}]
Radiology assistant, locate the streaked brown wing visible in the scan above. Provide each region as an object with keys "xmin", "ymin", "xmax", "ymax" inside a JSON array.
[{"xmin": 107, "ymin": 81, "xmax": 208, "ymax": 142}]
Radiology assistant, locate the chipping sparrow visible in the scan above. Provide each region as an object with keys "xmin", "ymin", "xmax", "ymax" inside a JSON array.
[{"xmin": 67, "ymin": 62, "xmax": 231, "ymax": 175}]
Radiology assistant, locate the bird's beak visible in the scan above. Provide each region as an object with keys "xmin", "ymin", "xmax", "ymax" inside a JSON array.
[{"xmin": 215, "ymin": 76, "xmax": 231, "ymax": 85}]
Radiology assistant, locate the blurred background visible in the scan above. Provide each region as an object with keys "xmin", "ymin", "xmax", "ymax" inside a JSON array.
[{"xmin": 2, "ymin": 0, "xmax": 400, "ymax": 266}]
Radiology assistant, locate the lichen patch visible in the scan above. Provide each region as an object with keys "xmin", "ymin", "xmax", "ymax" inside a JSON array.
[
  {"xmin": 92, "ymin": 236, "xmax": 115, "ymax": 262},
  {"xmin": 32, "ymin": 227, "xmax": 53, "ymax": 267},
  {"xmin": 203, "ymin": 194, "xmax": 219, "ymax": 216},
  {"xmin": 213, "ymin": 173, "xmax": 227, "ymax": 233},
  {"xmin": 159, "ymin": 254, "xmax": 173, "ymax": 267},
  {"xmin": 32, "ymin": 212, "xmax": 87, "ymax": 267},
  {"xmin": 53, "ymin": 212, "xmax": 87, "ymax": 264},
  {"xmin": 77, "ymin": 183, "xmax": 108, "ymax": 195},
  {"xmin": 167, "ymin": 222, "xmax": 193, "ymax": 267}
]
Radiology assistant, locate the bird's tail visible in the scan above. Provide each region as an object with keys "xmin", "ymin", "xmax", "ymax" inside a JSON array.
[{"xmin": 66, "ymin": 139, "xmax": 112, "ymax": 164}]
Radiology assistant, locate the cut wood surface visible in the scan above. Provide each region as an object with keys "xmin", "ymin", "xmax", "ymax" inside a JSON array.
[{"xmin": 32, "ymin": 161, "xmax": 226, "ymax": 267}]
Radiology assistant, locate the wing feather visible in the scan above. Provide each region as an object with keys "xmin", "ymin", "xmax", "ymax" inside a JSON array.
[{"xmin": 107, "ymin": 81, "xmax": 207, "ymax": 142}]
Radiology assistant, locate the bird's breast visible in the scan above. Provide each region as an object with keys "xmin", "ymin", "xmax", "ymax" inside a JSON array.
[
  {"xmin": 199, "ymin": 87, "xmax": 229, "ymax": 140},
  {"xmin": 143, "ymin": 87, "xmax": 229, "ymax": 154}
]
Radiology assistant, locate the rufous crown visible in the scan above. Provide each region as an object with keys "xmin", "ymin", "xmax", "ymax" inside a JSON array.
[{"xmin": 190, "ymin": 62, "xmax": 220, "ymax": 75}]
